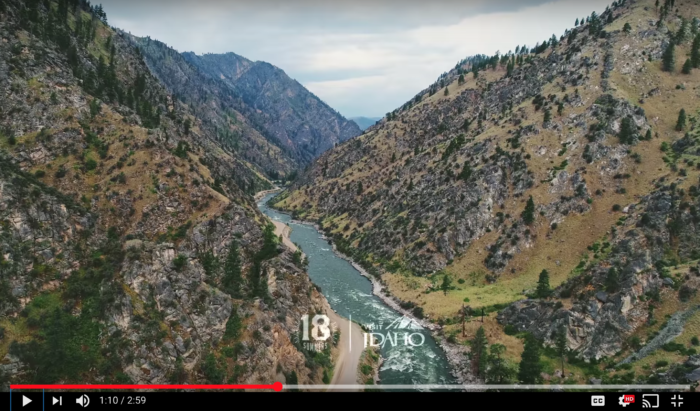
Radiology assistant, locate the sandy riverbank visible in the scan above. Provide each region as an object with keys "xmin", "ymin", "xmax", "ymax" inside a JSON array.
[
  {"xmin": 325, "ymin": 302, "xmax": 365, "ymax": 388},
  {"xmin": 267, "ymin": 209, "xmax": 365, "ymax": 389},
  {"xmin": 254, "ymin": 188, "xmax": 281, "ymax": 202},
  {"xmin": 272, "ymin": 221, "xmax": 298, "ymax": 253}
]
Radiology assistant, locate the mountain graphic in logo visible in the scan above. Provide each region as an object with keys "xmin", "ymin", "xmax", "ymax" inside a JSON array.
[{"xmin": 385, "ymin": 315, "xmax": 423, "ymax": 330}]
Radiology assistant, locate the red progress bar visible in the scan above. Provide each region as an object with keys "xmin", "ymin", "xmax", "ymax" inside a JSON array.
[{"xmin": 10, "ymin": 382, "xmax": 283, "ymax": 391}]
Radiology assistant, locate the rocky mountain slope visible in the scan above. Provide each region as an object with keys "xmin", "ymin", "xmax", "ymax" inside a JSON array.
[
  {"xmin": 184, "ymin": 52, "xmax": 361, "ymax": 164},
  {"xmin": 0, "ymin": 0, "xmax": 340, "ymax": 389},
  {"xmin": 275, "ymin": 0, "xmax": 700, "ymax": 383},
  {"xmin": 132, "ymin": 39, "xmax": 360, "ymax": 175}
]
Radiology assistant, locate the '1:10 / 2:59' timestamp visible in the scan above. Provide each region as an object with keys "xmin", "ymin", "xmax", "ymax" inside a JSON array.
[{"xmin": 99, "ymin": 396, "xmax": 147, "ymax": 405}]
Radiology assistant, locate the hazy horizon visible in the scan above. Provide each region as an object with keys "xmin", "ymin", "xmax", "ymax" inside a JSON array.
[{"xmin": 101, "ymin": 0, "xmax": 611, "ymax": 118}]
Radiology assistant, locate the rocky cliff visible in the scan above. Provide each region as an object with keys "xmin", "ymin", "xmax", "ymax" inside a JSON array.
[
  {"xmin": 131, "ymin": 38, "xmax": 361, "ymax": 177},
  {"xmin": 275, "ymin": 0, "xmax": 700, "ymax": 383},
  {"xmin": 0, "ymin": 0, "xmax": 339, "ymax": 389},
  {"xmin": 183, "ymin": 52, "xmax": 361, "ymax": 165}
]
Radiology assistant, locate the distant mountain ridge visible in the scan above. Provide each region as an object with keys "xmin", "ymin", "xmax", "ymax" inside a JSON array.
[
  {"xmin": 350, "ymin": 117, "xmax": 382, "ymax": 131},
  {"xmin": 184, "ymin": 52, "xmax": 361, "ymax": 164},
  {"xmin": 128, "ymin": 37, "xmax": 360, "ymax": 178}
]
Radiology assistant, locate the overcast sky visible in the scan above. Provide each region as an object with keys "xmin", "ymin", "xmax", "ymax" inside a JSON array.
[{"xmin": 101, "ymin": 0, "xmax": 611, "ymax": 118}]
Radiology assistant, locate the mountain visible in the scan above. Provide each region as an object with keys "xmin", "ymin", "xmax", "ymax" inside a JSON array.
[
  {"xmin": 0, "ymin": 0, "xmax": 339, "ymax": 387},
  {"xmin": 274, "ymin": 0, "xmax": 700, "ymax": 382},
  {"xmin": 131, "ymin": 40, "xmax": 361, "ymax": 175},
  {"xmin": 351, "ymin": 117, "xmax": 382, "ymax": 131},
  {"xmin": 128, "ymin": 37, "xmax": 299, "ymax": 180},
  {"xmin": 183, "ymin": 52, "xmax": 362, "ymax": 164}
]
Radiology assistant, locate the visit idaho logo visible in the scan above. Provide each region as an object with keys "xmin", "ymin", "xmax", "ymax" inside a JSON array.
[{"xmin": 363, "ymin": 315, "xmax": 425, "ymax": 348}]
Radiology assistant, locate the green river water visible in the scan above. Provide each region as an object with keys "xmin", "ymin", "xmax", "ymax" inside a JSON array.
[{"xmin": 258, "ymin": 193, "xmax": 454, "ymax": 387}]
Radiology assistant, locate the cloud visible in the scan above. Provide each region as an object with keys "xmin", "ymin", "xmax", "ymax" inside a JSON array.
[{"xmin": 101, "ymin": 0, "xmax": 612, "ymax": 117}]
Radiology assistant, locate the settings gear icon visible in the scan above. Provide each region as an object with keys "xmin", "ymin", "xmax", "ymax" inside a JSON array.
[{"xmin": 619, "ymin": 395, "xmax": 632, "ymax": 407}]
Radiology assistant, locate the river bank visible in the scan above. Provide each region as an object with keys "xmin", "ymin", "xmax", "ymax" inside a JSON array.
[
  {"xmin": 282, "ymin": 214, "xmax": 476, "ymax": 385},
  {"xmin": 258, "ymin": 191, "xmax": 467, "ymax": 387},
  {"xmin": 253, "ymin": 187, "xmax": 282, "ymax": 202},
  {"xmin": 264, "ymin": 198, "xmax": 364, "ymax": 388}
]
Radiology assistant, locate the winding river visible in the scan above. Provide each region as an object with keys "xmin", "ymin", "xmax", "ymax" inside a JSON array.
[{"xmin": 258, "ymin": 193, "xmax": 454, "ymax": 388}]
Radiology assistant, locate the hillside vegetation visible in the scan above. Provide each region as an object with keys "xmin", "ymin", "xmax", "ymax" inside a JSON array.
[
  {"xmin": 276, "ymin": 0, "xmax": 700, "ymax": 385},
  {"xmin": 0, "ymin": 0, "xmax": 342, "ymax": 388}
]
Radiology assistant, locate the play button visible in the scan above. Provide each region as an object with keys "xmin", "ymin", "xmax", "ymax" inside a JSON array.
[{"xmin": 22, "ymin": 396, "xmax": 32, "ymax": 407}]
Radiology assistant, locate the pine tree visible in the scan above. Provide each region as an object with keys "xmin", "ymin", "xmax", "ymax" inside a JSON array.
[
  {"xmin": 543, "ymin": 108, "xmax": 552, "ymax": 125},
  {"xmin": 522, "ymin": 196, "xmax": 536, "ymax": 225},
  {"xmin": 662, "ymin": 42, "xmax": 675, "ymax": 72},
  {"xmin": 555, "ymin": 326, "xmax": 568, "ymax": 376},
  {"xmin": 575, "ymin": 18, "xmax": 579, "ymax": 27},
  {"xmin": 676, "ymin": 108, "xmax": 686, "ymax": 131},
  {"xmin": 357, "ymin": 181, "xmax": 363, "ymax": 194},
  {"xmin": 619, "ymin": 116, "xmax": 636, "ymax": 144},
  {"xmin": 645, "ymin": 129, "xmax": 653, "ymax": 141},
  {"xmin": 222, "ymin": 240, "xmax": 243, "ymax": 298},
  {"xmin": 557, "ymin": 102, "xmax": 564, "ymax": 116},
  {"xmin": 458, "ymin": 74, "xmax": 465, "ymax": 85},
  {"xmin": 459, "ymin": 163, "xmax": 472, "ymax": 181},
  {"xmin": 249, "ymin": 261, "xmax": 262, "ymax": 298},
  {"xmin": 682, "ymin": 58, "xmax": 692, "ymax": 74},
  {"xmin": 287, "ymin": 370, "xmax": 299, "ymax": 392},
  {"xmin": 486, "ymin": 344, "xmax": 512, "ymax": 383},
  {"xmin": 536, "ymin": 269, "xmax": 551, "ymax": 298},
  {"xmin": 676, "ymin": 18, "xmax": 689, "ymax": 44},
  {"xmin": 605, "ymin": 267, "xmax": 620, "ymax": 292},
  {"xmin": 224, "ymin": 305, "xmax": 242, "ymax": 340},
  {"xmin": 623, "ymin": 22, "xmax": 632, "ymax": 33},
  {"xmin": 692, "ymin": 33, "xmax": 700, "ymax": 68},
  {"xmin": 441, "ymin": 274, "xmax": 452, "ymax": 296},
  {"xmin": 471, "ymin": 326, "xmax": 488, "ymax": 377},
  {"xmin": 518, "ymin": 333, "xmax": 543, "ymax": 384},
  {"xmin": 444, "ymin": 87, "xmax": 449, "ymax": 96}
]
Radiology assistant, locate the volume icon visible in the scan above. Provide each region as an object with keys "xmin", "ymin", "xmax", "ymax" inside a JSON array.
[{"xmin": 76, "ymin": 395, "xmax": 90, "ymax": 408}]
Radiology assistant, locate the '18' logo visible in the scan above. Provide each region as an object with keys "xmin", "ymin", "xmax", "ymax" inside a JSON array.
[{"xmin": 301, "ymin": 314, "xmax": 331, "ymax": 341}]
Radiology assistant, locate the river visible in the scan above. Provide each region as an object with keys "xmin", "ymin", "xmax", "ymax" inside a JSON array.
[{"xmin": 258, "ymin": 193, "xmax": 455, "ymax": 388}]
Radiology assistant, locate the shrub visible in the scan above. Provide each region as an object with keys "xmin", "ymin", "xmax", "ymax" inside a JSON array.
[
  {"xmin": 628, "ymin": 336, "xmax": 641, "ymax": 350},
  {"xmin": 85, "ymin": 158, "xmax": 98, "ymax": 171},
  {"xmin": 662, "ymin": 342, "xmax": 685, "ymax": 353},
  {"xmin": 654, "ymin": 360, "xmax": 669, "ymax": 368},
  {"xmin": 201, "ymin": 353, "xmax": 224, "ymax": 384},
  {"xmin": 679, "ymin": 285, "xmax": 696, "ymax": 302},
  {"xmin": 173, "ymin": 254, "xmax": 187, "ymax": 271},
  {"xmin": 54, "ymin": 166, "xmax": 67, "ymax": 179},
  {"xmin": 504, "ymin": 324, "xmax": 518, "ymax": 336},
  {"xmin": 612, "ymin": 204, "xmax": 621, "ymax": 212},
  {"xmin": 34, "ymin": 170, "xmax": 46, "ymax": 178},
  {"xmin": 691, "ymin": 336, "xmax": 699, "ymax": 346},
  {"xmin": 412, "ymin": 306, "xmax": 424, "ymax": 319}
]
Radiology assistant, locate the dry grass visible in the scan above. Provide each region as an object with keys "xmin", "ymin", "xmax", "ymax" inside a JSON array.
[{"xmin": 279, "ymin": 0, "xmax": 700, "ymax": 325}]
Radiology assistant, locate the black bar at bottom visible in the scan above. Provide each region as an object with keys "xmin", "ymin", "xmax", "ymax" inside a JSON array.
[{"xmin": 2, "ymin": 390, "xmax": 697, "ymax": 410}]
